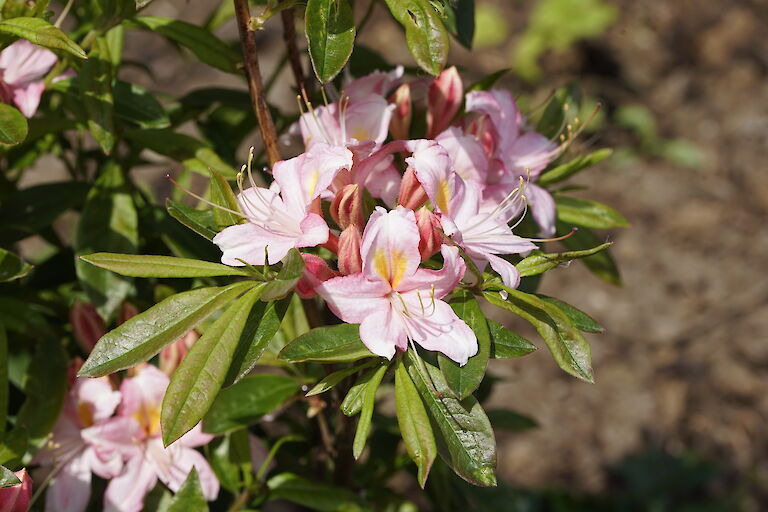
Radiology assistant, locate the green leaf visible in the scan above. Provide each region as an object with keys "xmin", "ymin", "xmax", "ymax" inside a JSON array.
[
  {"xmin": 466, "ymin": 68, "xmax": 509, "ymax": 93},
  {"xmin": 352, "ymin": 361, "xmax": 388, "ymax": 459},
  {"xmin": 79, "ymin": 282, "xmax": 255, "ymax": 377},
  {"xmin": 483, "ymin": 288, "xmax": 593, "ymax": 382},
  {"xmin": 208, "ymin": 168, "xmax": 241, "ymax": 230},
  {"xmin": 536, "ymin": 83, "xmax": 581, "ymax": 139},
  {"xmin": 266, "ymin": 473, "xmax": 365, "ymax": 511},
  {"xmin": 305, "ymin": 0, "xmax": 356, "ymax": 83},
  {"xmin": 340, "ymin": 363, "xmax": 382, "ymax": 417},
  {"xmin": 75, "ymin": 161, "xmax": 138, "ymax": 319},
  {"xmin": 203, "ymin": 374, "xmax": 299, "ymax": 434},
  {"xmin": 166, "ymin": 198, "xmax": 218, "ymax": 241},
  {"xmin": 0, "ymin": 17, "xmax": 86, "ymax": 58},
  {"xmin": 1, "ymin": 0, "xmax": 51, "ymax": 19},
  {"xmin": 17, "ymin": 338, "xmax": 67, "ymax": 443},
  {"xmin": 486, "ymin": 409, "xmax": 537, "ymax": 431},
  {"xmin": 536, "ymin": 295, "xmax": 604, "ymax": 333},
  {"xmin": 162, "ymin": 286, "xmax": 263, "ymax": 446},
  {"xmin": 0, "ymin": 103, "xmax": 27, "ymax": 146},
  {"xmin": 395, "ymin": 358, "xmax": 436, "ymax": 488},
  {"xmin": 384, "ymin": 0, "xmax": 449, "ymax": 75},
  {"xmin": 0, "ymin": 428, "xmax": 28, "ymax": 467},
  {"xmin": 113, "ymin": 80, "xmax": 170, "ymax": 129},
  {"xmin": 487, "ymin": 320, "xmax": 537, "ymax": 358},
  {"xmin": 0, "ymin": 248, "xmax": 32, "ymax": 282},
  {"xmin": 80, "ymin": 37, "xmax": 115, "ymax": 154},
  {"xmin": 128, "ymin": 16, "xmax": 240, "ymax": 73},
  {"xmin": 515, "ymin": 242, "xmax": 612, "ymax": 277},
  {"xmin": 165, "ymin": 468, "xmax": 208, "ymax": 512},
  {"xmin": 557, "ymin": 220, "xmax": 621, "ymax": 285},
  {"xmin": 279, "ymin": 323, "xmax": 375, "ymax": 363},
  {"xmin": 404, "ymin": 350, "xmax": 496, "ymax": 486},
  {"xmin": 0, "ymin": 182, "xmax": 88, "ymax": 240},
  {"xmin": 538, "ymin": 148, "xmax": 613, "ymax": 186},
  {"xmin": 555, "ymin": 196, "xmax": 628, "ymax": 229},
  {"xmin": 206, "ymin": 430, "xmax": 251, "ymax": 494},
  {"xmin": 260, "ymin": 249, "xmax": 306, "ymax": 301},
  {"xmin": 224, "ymin": 298, "xmax": 291, "ymax": 386},
  {"xmin": 442, "ymin": 0, "xmax": 475, "ymax": 49},
  {"xmin": 0, "ymin": 324, "xmax": 7, "ymax": 437},
  {"xmin": 305, "ymin": 360, "xmax": 378, "ymax": 397},
  {"xmin": 0, "ymin": 465, "xmax": 20, "ymax": 488},
  {"xmin": 438, "ymin": 290, "xmax": 490, "ymax": 399},
  {"xmin": 80, "ymin": 253, "xmax": 250, "ymax": 278}
]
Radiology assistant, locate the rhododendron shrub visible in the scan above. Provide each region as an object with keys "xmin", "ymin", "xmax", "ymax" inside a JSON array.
[{"xmin": 0, "ymin": 0, "xmax": 626, "ymax": 510}]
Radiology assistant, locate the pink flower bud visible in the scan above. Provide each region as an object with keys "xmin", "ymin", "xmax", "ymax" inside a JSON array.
[
  {"xmin": 415, "ymin": 207, "xmax": 443, "ymax": 261},
  {"xmin": 388, "ymin": 83, "xmax": 412, "ymax": 140},
  {"xmin": 118, "ymin": 302, "xmax": 139, "ymax": 325},
  {"xmin": 0, "ymin": 468, "xmax": 32, "ymax": 512},
  {"xmin": 296, "ymin": 253, "xmax": 340, "ymax": 298},
  {"xmin": 159, "ymin": 330, "xmax": 199, "ymax": 376},
  {"xmin": 337, "ymin": 226, "xmax": 363, "ymax": 275},
  {"xmin": 69, "ymin": 300, "xmax": 105, "ymax": 353},
  {"xmin": 397, "ymin": 166, "xmax": 428, "ymax": 210},
  {"xmin": 427, "ymin": 66, "xmax": 463, "ymax": 138},
  {"xmin": 330, "ymin": 184, "xmax": 365, "ymax": 231}
]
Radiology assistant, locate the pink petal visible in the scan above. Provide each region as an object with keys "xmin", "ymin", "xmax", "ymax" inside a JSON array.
[
  {"xmin": 427, "ymin": 66, "xmax": 463, "ymax": 138},
  {"xmin": 177, "ymin": 423, "xmax": 214, "ymax": 449},
  {"xmin": 359, "ymin": 306, "xmax": 406, "ymax": 359},
  {"xmin": 485, "ymin": 253, "xmax": 521, "ymax": 289},
  {"xmin": 213, "ymin": 222, "xmax": 295, "ymax": 266},
  {"xmin": 403, "ymin": 298, "xmax": 478, "ymax": 366},
  {"xmin": 118, "ymin": 365, "xmax": 168, "ymax": 419},
  {"xmin": 161, "ymin": 446, "xmax": 220, "ymax": 501},
  {"xmin": 0, "ymin": 40, "xmax": 57, "ymax": 85},
  {"xmin": 12, "ymin": 81, "xmax": 45, "ymax": 117},
  {"xmin": 436, "ymin": 127, "xmax": 489, "ymax": 184},
  {"xmin": 343, "ymin": 66, "xmax": 403, "ymax": 101},
  {"xmin": 405, "ymin": 140, "xmax": 456, "ymax": 215},
  {"xmin": 74, "ymin": 377, "xmax": 121, "ymax": 423},
  {"xmin": 360, "ymin": 206, "xmax": 420, "ymax": 288},
  {"xmin": 296, "ymin": 212, "xmax": 330, "ymax": 248},
  {"xmin": 342, "ymin": 95, "xmax": 394, "ymax": 145},
  {"xmin": 104, "ymin": 454, "xmax": 158, "ymax": 512},
  {"xmin": 526, "ymin": 184, "xmax": 557, "ymax": 237},
  {"xmin": 44, "ymin": 453, "xmax": 92, "ymax": 512},
  {"xmin": 317, "ymin": 273, "xmax": 391, "ymax": 324},
  {"xmin": 506, "ymin": 131, "xmax": 557, "ymax": 176},
  {"xmin": 398, "ymin": 245, "xmax": 465, "ymax": 299}
]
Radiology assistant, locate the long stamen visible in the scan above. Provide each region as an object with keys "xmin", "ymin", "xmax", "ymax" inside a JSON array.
[
  {"xmin": 166, "ymin": 175, "xmax": 248, "ymax": 221},
  {"xmin": 525, "ymin": 227, "xmax": 579, "ymax": 242},
  {"xmin": 301, "ymin": 88, "xmax": 334, "ymax": 145}
]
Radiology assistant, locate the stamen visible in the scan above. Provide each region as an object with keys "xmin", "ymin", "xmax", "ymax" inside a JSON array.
[
  {"xmin": 166, "ymin": 175, "xmax": 247, "ymax": 221},
  {"xmin": 525, "ymin": 227, "xmax": 579, "ymax": 243}
]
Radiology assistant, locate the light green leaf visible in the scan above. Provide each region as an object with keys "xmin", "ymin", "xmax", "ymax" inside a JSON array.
[
  {"xmin": 538, "ymin": 148, "xmax": 613, "ymax": 186},
  {"xmin": 305, "ymin": 0, "xmax": 356, "ymax": 83},
  {"xmin": 79, "ymin": 282, "xmax": 255, "ymax": 377},
  {"xmin": 208, "ymin": 168, "xmax": 241, "ymax": 230},
  {"xmin": 340, "ymin": 363, "xmax": 382, "ymax": 417},
  {"xmin": 0, "ymin": 248, "xmax": 32, "ymax": 282},
  {"xmin": 352, "ymin": 361, "xmax": 388, "ymax": 459},
  {"xmin": 0, "ymin": 17, "xmax": 86, "ymax": 58},
  {"xmin": 555, "ymin": 196, "xmax": 629, "ymax": 229},
  {"xmin": 305, "ymin": 360, "xmax": 378, "ymax": 397},
  {"xmin": 0, "ymin": 465, "xmax": 20, "ymax": 488},
  {"xmin": 80, "ymin": 37, "xmax": 115, "ymax": 154},
  {"xmin": 515, "ymin": 242, "xmax": 612, "ymax": 277},
  {"xmin": 0, "ymin": 103, "xmax": 27, "ymax": 146},
  {"xmin": 536, "ymin": 295, "xmax": 604, "ymax": 333},
  {"xmin": 79, "ymin": 253, "xmax": 250, "ymax": 278},
  {"xmin": 487, "ymin": 320, "xmax": 537, "ymax": 358},
  {"xmin": 383, "ymin": 0, "xmax": 449, "ymax": 75},
  {"xmin": 165, "ymin": 468, "xmax": 208, "ymax": 512},
  {"xmin": 113, "ymin": 80, "xmax": 170, "ymax": 129},
  {"xmin": 395, "ymin": 358, "xmax": 436, "ymax": 488},
  {"xmin": 279, "ymin": 323, "xmax": 375, "ymax": 363},
  {"xmin": 266, "ymin": 473, "xmax": 364, "ymax": 511},
  {"xmin": 166, "ymin": 198, "xmax": 218, "ymax": 241}
]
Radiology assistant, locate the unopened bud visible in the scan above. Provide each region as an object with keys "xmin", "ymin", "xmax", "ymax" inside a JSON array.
[
  {"xmin": 330, "ymin": 184, "xmax": 365, "ymax": 230},
  {"xmin": 337, "ymin": 226, "xmax": 363, "ymax": 275},
  {"xmin": 397, "ymin": 166, "xmax": 428, "ymax": 210},
  {"xmin": 296, "ymin": 253, "xmax": 339, "ymax": 298},
  {"xmin": 427, "ymin": 66, "xmax": 463, "ymax": 138},
  {"xmin": 416, "ymin": 207, "xmax": 443, "ymax": 261},
  {"xmin": 0, "ymin": 468, "xmax": 32, "ymax": 512},
  {"xmin": 159, "ymin": 330, "xmax": 199, "ymax": 376},
  {"xmin": 118, "ymin": 302, "xmax": 139, "ymax": 325},
  {"xmin": 389, "ymin": 83, "xmax": 412, "ymax": 140},
  {"xmin": 70, "ymin": 300, "xmax": 105, "ymax": 354}
]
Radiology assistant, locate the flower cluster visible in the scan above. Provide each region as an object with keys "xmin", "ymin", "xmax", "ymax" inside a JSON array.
[{"xmin": 212, "ymin": 68, "xmax": 567, "ymax": 366}]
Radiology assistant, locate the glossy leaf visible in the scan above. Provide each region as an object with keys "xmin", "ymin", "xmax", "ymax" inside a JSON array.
[
  {"xmin": 305, "ymin": 0, "xmax": 356, "ymax": 83},
  {"xmin": 80, "ymin": 37, "xmax": 115, "ymax": 154},
  {"xmin": 166, "ymin": 468, "xmax": 208, "ymax": 512},
  {"xmin": 538, "ymin": 148, "xmax": 613, "ymax": 186},
  {"xmin": 438, "ymin": 290, "xmax": 490, "ymax": 399},
  {"xmin": 340, "ymin": 363, "xmax": 382, "ymax": 417},
  {"xmin": 557, "ymin": 220, "xmax": 622, "ymax": 285},
  {"xmin": 486, "ymin": 409, "xmax": 537, "ymax": 431},
  {"xmin": 203, "ymin": 374, "xmax": 299, "ymax": 434},
  {"xmin": 279, "ymin": 323, "xmax": 375, "ymax": 363},
  {"xmin": 395, "ymin": 358, "xmax": 436, "ymax": 488},
  {"xmin": 0, "ymin": 248, "xmax": 32, "ymax": 282},
  {"xmin": 209, "ymin": 168, "xmax": 241, "ymax": 230},
  {"xmin": 384, "ymin": 0, "xmax": 449, "ymax": 76},
  {"xmin": 352, "ymin": 361, "xmax": 388, "ymax": 459},
  {"xmin": 113, "ymin": 80, "xmax": 170, "ymax": 129},
  {"xmin": 17, "ymin": 338, "xmax": 67, "ymax": 443},
  {"xmin": 79, "ymin": 282, "xmax": 255, "ymax": 377},
  {"xmin": 536, "ymin": 295, "xmax": 604, "ymax": 333},
  {"xmin": 166, "ymin": 198, "xmax": 218, "ymax": 241},
  {"xmin": 555, "ymin": 196, "xmax": 629, "ymax": 229},
  {"xmin": 80, "ymin": 253, "xmax": 250, "ymax": 278},
  {"xmin": 162, "ymin": 286, "xmax": 263, "ymax": 446},
  {"xmin": 487, "ymin": 320, "xmax": 537, "ymax": 358},
  {"xmin": 0, "ymin": 103, "xmax": 27, "ymax": 145},
  {"xmin": 306, "ymin": 360, "xmax": 378, "ymax": 397},
  {"xmin": 260, "ymin": 249, "xmax": 305, "ymax": 301},
  {"xmin": 0, "ymin": 17, "xmax": 86, "ymax": 58},
  {"xmin": 266, "ymin": 473, "xmax": 364, "ymax": 511},
  {"xmin": 515, "ymin": 242, "xmax": 612, "ymax": 277},
  {"xmin": 442, "ymin": 0, "xmax": 475, "ymax": 49},
  {"xmin": 0, "ymin": 465, "xmax": 20, "ymax": 488},
  {"xmin": 405, "ymin": 350, "xmax": 496, "ymax": 486}
]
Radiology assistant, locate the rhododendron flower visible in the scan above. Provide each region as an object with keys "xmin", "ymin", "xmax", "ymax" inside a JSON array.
[
  {"xmin": 0, "ymin": 40, "xmax": 57, "ymax": 117},
  {"xmin": 427, "ymin": 66, "xmax": 463, "ymax": 138},
  {"xmin": 213, "ymin": 143, "xmax": 353, "ymax": 266},
  {"xmin": 0, "ymin": 469, "xmax": 32, "ymax": 512},
  {"xmin": 318, "ymin": 206, "xmax": 477, "ymax": 365},
  {"xmin": 104, "ymin": 365, "xmax": 218, "ymax": 512}
]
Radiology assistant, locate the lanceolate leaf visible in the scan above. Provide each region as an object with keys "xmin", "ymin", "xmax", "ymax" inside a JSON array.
[
  {"xmin": 487, "ymin": 320, "xmax": 537, "ymax": 358},
  {"xmin": 305, "ymin": 0, "xmax": 356, "ymax": 83},
  {"xmin": 162, "ymin": 286, "xmax": 263, "ymax": 446},
  {"xmin": 515, "ymin": 243, "xmax": 612, "ymax": 277},
  {"xmin": 0, "ymin": 248, "xmax": 32, "ymax": 282},
  {"xmin": 384, "ymin": 0, "xmax": 449, "ymax": 76},
  {"xmin": 395, "ymin": 358, "xmax": 436, "ymax": 488},
  {"xmin": 340, "ymin": 363, "xmax": 382, "ymax": 417},
  {"xmin": 538, "ymin": 148, "xmax": 613, "ymax": 186},
  {"xmin": 557, "ymin": 220, "xmax": 621, "ymax": 285},
  {"xmin": 166, "ymin": 198, "xmax": 218, "ymax": 240},
  {"xmin": 113, "ymin": 80, "xmax": 170, "ymax": 129},
  {"xmin": 555, "ymin": 196, "xmax": 629, "ymax": 229},
  {"xmin": 536, "ymin": 295, "xmax": 604, "ymax": 333},
  {"xmin": 165, "ymin": 468, "xmax": 208, "ymax": 512},
  {"xmin": 305, "ymin": 360, "xmax": 378, "ymax": 397},
  {"xmin": 79, "ymin": 253, "xmax": 250, "ymax": 278},
  {"xmin": 80, "ymin": 37, "xmax": 115, "ymax": 154},
  {"xmin": 279, "ymin": 323, "xmax": 375, "ymax": 363},
  {"xmin": 260, "ymin": 249, "xmax": 306, "ymax": 301},
  {"xmin": 486, "ymin": 409, "xmax": 538, "ymax": 431},
  {"xmin": 208, "ymin": 168, "xmax": 241, "ymax": 230},
  {"xmin": 438, "ymin": 290, "xmax": 490, "ymax": 399},
  {"xmin": 441, "ymin": 0, "xmax": 475, "ymax": 49},
  {"xmin": 266, "ymin": 473, "xmax": 364, "ymax": 511},
  {"xmin": 0, "ymin": 17, "xmax": 86, "ymax": 58},
  {"xmin": 0, "ymin": 103, "xmax": 28, "ymax": 145},
  {"xmin": 352, "ymin": 361, "xmax": 388, "ymax": 459},
  {"xmin": 79, "ymin": 282, "xmax": 255, "ymax": 377},
  {"xmin": 405, "ymin": 350, "xmax": 496, "ymax": 486}
]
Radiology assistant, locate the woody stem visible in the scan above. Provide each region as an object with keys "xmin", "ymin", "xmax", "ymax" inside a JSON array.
[{"xmin": 280, "ymin": 8, "xmax": 309, "ymax": 94}]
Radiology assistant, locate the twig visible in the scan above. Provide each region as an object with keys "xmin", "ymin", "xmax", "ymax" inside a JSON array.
[
  {"xmin": 233, "ymin": 0, "xmax": 282, "ymax": 167},
  {"xmin": 280, "ymin": 8, "xmax": 308, "ymax": 93}
]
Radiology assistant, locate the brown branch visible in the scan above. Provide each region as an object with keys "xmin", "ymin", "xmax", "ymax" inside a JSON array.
[
  {"xmin": 233, "ymin": 0, "xmax": 282, "ymax": 167},
  {"xmin": 280, "ymin": 8, "xmax": 309, "ymax": 93}
]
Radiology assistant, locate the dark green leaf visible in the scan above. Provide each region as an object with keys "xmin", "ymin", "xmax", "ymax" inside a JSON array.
[
  {"xmin": 557, "ymin": 220, "xmax": 621, "ymax": 285},
  {"xmin": 0, "ymin": 465, "xmax": 20, "ymax": 488},
  {"xmin": 442, "ymin": 0, "xmax": 475, "ymax": 49},
  {"xmin": 536, "ymin": 83, "xmax": 581, "ymax": 140},
  {"xmin": 166, "ymin": 198, "xmax": 219, "ymax": 241},
  {"xmin": 17, "ymin": 338, "xmax": 67, "ymax": 443},
  {"xmin": 260, "ymin": 249, "xmax": 306, "ymax": 301},
  {"xmin": 279, "ymin": 323, "xmax": 375, "ymax": 363},
  {"xmin": 203, "ymin": 374, "xmax": 299, "ymax": 434},
  {"xmin": 555, "ymin": 196, "xmax": 628, "ymax": 229},
  {"xmin": 515, "ymin": 242, "xmax": 612, "ymax": 277},
  {"xmin": 166, "ymin": 468, "xmax": 208, "ymax": 512},
  {"xmin": 80, "ymin": 253, "xmax": 249, "ymax": 278},
  {"xmin": 305, "ymin": 0, "xmax": 356, "ymax": 83},
  {"xmin": 266, "ymin": 473, "xmax": 365, "ymax": 511},
  {"xmin": 162, "ymin": 286, "xmax": 263, "ymax": 446},
  {"xmin": 352, "ymin": 361, "xmax": 388, "ymax": 459},
  {"xmin": 306, "ymin": 360, "xmax": 378, "ymax": 397},
  {"xmin": 0, "ymin": 103, "xmax": 27, "ymax": 146},
  {"xmin": 0, "ymin": 182, "xmax": 88, "ymax": 239},
  {"xmin": 207, "ymin": 431, "xmax": 251, "ymax": 494},
  {"xmin": 208, "ymin": 168, "xmax": 241, "ymax": 230},
  {"xmin": 340, "ymin": 363, "xmax": 382, "ymax": 417},
  {"xmin": 486, "ymin": 409, "xmax": 537, "ymax": 431},
  {"xmin": 0, "ymin": 248, "xmax": 32, "ymax": 282},
  {"xmin": 538, "ymin": 148, "xmax": 613, "ymax": 186},
  {"xmin": 79, "ymin": 282, "xmax": 255, "ymax": 377},
  {"xmin": 536, "ymin": 295, "xmax": 604, "ymax": 333},
  {"xmin": 384, "ymin": 0, "xmax": 449, "ymax": 75},
  {"xmin": 438, "ymin": 290, "xmax": 490, "ymax": 399},
  {"xmin": 487, "ymin": 320, "xmax": 537, "ymax": 358},
  {"xmin": 0, "ymin": 428, "xmax": 27, "ymax": 467},
  {"xmin": 113, "ymin": 80, "xmax": 170, "ymax": 129},
  {"xmin": 0, "ymin": 17, "xmax": 86, "ymax": 58},
  {"xmin": 395, "ymin": 358, "xmax": 436, "ymax": 488},
  {"xmin": 80, "ymin": 37, "xmax": 115, "ymax": 154},
  {"xmin": 466, "ymin": 68, "xmax": 509, "ymax": 93},
  {"xmin": 0, "ymin": 324, "xmax": 7, "ymax": 437}
]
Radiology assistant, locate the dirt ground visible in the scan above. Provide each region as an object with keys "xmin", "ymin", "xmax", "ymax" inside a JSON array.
[{"xmin": 128, "ymin": 0, "xmax": 768, "ymax": 508}]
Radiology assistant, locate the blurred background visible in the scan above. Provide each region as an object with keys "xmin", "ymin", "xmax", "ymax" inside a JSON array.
[{"xmin": 24, "ymin": 0, "xmax": 768, "ymax": 509}]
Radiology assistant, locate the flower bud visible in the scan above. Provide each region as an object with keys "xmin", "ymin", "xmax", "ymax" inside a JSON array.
[
  {"xmin": 0, "ymin": 468, "xmax": 32, "ymax": 512},
  {"xmin": 69, "ymin": 300, "xmax": 105, "ymax": 354},
  {"xmin": 296, "ymin": 253, "xmax": 339, "ymax": 298},
  {"xmin": 337, "ymin": 226, "xmax": 363, "ymax": 275},
  {"xmin": 330, "ymin": 184, "xmax": 365, "ymax": 231},
  {"xmin": 427, "ymin": 66, "xmax": 463, "ymax": 138},
  {"xmin": 388, "ymin": 83, "xmax": 412, "ymax": 140},
  {"xmin": 416, "ymin": 207, "xmax": 443, "ymax": 261},
  {"xmin": 159, "ymin": 330, "xmax": 199, "ymax": 376},
  {"xmin": 397, "ymin": 166, "xmax": 428, "ymax": 210},
  {"xmin": 118, "ymin": 302, "xmax": 139, "ymax": 325}
]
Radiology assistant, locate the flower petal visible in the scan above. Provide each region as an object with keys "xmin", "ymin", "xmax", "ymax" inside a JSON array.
[
  {"xmin": 526, "ymin": 184, "xmax": 557, "ymax": 237},
  {"xmin": 103, "ymin": 454, "xmax": 158, "ymax": 512},
  {"xmin": 317, "ymin": 272, "xmax": 391, "ymax": 324},
  {"xmin": 436, "ymin": 126, "xmax": 488, "ymax": 184},
  {"xmin": 44, "ymin": 453, "xmax": 92, "ymax": 512},
  {"xmin": 361, "ymin": 206, "xmax": 420, "ymax": 289},
  {"xmin": 403, "ymin": 297, "xmax": 478, "ymax": 366},
  {"xmin": 398, "ymin": 245, "xmax": 465, "ymax": 299},
  {"xmin": 213, "ymin": 222, "xmax": 295, "ymax": 266},
  {"xmin": 359, "ymin": 306, "xmax": 405, "ymax": 359},
  {"xmin": 485, "ymin": 253, "xmax": 521, "ymax": 289}
]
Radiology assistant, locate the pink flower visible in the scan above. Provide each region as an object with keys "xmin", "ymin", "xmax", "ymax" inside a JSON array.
[
  {"xmin": 69, "ymin": 301, "xmax": 106, "ymax": 354},
  {"xmin": 318, "ymin": 206, "xmax": 477, "ymax": 365},
  {"xmin": 213, "ymin": 143, "xmax": 353, "ymax": 266},
  {"xmin": 103, "ymin": 365, "xmax": 218, "ymax": 512},
  {"xmin": 296, "ymin": 253, "xmax": 339, "ymax": 298},
  {"xmin": 159, "ymin": 330, "xmax": 199, "ymax": 376},
  {"xmin": 0, "ymin": 469, "xmax": 32, "ymax": 512},
  {"xmin": 0, "ymin": 40, "xmax": 57, "ymax": 117},
  {"xmin": 427, "ymin": 66, "xmax": 463, "ymax": 138}
]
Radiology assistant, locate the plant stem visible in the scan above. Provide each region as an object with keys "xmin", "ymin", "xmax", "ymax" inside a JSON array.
[
  {"xmin": 280, "ymin": 8, "xmax": 309, "ymax": 93},
  {"xmin": 233, "ymin": 0, "xmax": 282, "ymax": 167}
]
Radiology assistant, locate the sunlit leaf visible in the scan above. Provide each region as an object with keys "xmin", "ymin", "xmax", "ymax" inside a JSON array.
[
  {"xmin": 395, "ymin": 358, "xmax": 436, "ymax": 488},
  {"xmin": 279, "ymin": 323, "xmax": 375, "ymax": 363},
  {"xmin": 305, "ymin": 0, "xmax": 356, "ymax": 83}
]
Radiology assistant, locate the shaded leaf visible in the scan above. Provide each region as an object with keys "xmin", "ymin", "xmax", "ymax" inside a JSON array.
[
  {"xmin": 17, "ymin": 338, "xmax": 67, "ymax": 443},
  {"xmin": 353, "ymin": 361, "xmax": 388, "ymax": 459},
  {"xmin": 487, "ymin": 320, "xmax": 537, "ymax": 358},
  {"xmin": 113, "ymin": 80, "xmax": 170, "ymax": 129},
  {"xmin": 279, "ymin": 323, "xmax": 375, "ymax": 363},
  {"xmin": 557, "ymin": 220, "xmax": 621, "ymax": 285},
  {"xmin": 166, "ymin": 198, "xmax": 218, "ymax": 241},
  {"xmin": 80, "ymin": 253, "xmax": 249, "ymax": 278},
  {"xmin": 260, "ymin": 249, "xmax": 305, "ymax": 301},
  {"xmin": 0, "ymin": 182, "xmax": 88, "ymax": 240},
  {"xmin": 466, "ymin": 68, "xmax": 509, "ymax": 93},
  {"xmin": 538, "ymin": 148, "xmax": 613, "ymax": 186},
  {"xmin": 0, "ymin": 17, "xmax": 86, "ymax": 58},
  {"xmin": 208, "ymin": 168, "xmax": 241, "ymax": 230},
  {"xmin": 515, "ymin": 242, "xmax": 612, "ymax": 277},
  {"xmin": 0, "ymin": 248, "xmax": 32, "ymax": 282},
  {"xmin": 340, "ymin": 363, "xmax": 382, "ymax": 417},
  {"xmin": 80, "ymin": 37, "xmax": 115, "ymax": 154},
  {"xmin": 555, "ymin": 196, "xmax": 629, "ymax": 229},
  {"xmin": 267, "ymin": 473, "xmax": 365, "ymax": 511},
  {"xmin": 0, "ymin": 103, "xmax": 27, "ymax": 145},
  {"xmin": 384, "ymin": 0, "xmax": 449, "ymax": 75},
  {"xmin": 486, "ymin": 409, "xmax": 537, "ymax": 431},
  {"xmin": 0, "ymin": 465, "xmax": 20, "ymax": 488},
  {"xmin": 442, "ymin": 0, "xmax": 475, "ymax": 49},
  {"xmin": 395, "ymin": 358, "xmax": 436, "ymax": 488},
  {"xmin": 306, "ymin": 359, "xmax": 378, "ymax": 397},
  {"xmin": 0, "ymin": 325, "xmax": 7, "ymax": 437},
  {"xmin": 536, "ymin": 295, "xmax": 604, "ymax": 333}
]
